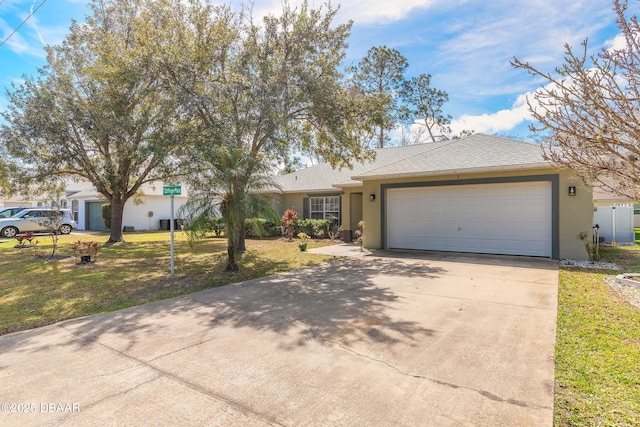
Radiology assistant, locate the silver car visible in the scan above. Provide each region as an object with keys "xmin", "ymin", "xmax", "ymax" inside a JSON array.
[
  {"xmin": 0, "ymin": 207, "xmax": 28, "ymax": 218},
  {"xmin": 0, "ymin": 208, "xmax": 77, "ymax": 238}
]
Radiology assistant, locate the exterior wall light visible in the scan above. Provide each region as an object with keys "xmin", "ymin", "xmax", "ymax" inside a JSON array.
[
  {"xmin": 568, "ymin": 186, "xmax": 576, "ymax": 196},
  {"xmin": 369, "ymin": 193, "xmax": 376, "ymax": 201}
]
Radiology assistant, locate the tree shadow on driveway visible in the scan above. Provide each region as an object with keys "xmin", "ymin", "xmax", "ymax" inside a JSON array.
[
  {"xmin": 187, "ymin": 256, "xmax": 447, "ymax": 349},
  {"xmin": 0, "ymin": 255, "xmax": 447, "ymax": 357}
]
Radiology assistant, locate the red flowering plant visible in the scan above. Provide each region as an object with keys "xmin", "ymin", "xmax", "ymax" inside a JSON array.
[
  {"xmin": 281, "ymin": 209, "xmax": 298, "ymax": 240},
  {"xmin": 14, "ymin": 232, "xmax": 35, "ymax": 247},
  {"xmin": 71, "ymin": 240, "xmax": 102, "ymax": 263}
]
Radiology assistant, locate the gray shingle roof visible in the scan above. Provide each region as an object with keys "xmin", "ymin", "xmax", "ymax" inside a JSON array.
[
  {"xmin": 272, "ymin": 143, "xmax": 433, "ymax": 192},
  {"xmin": 273, "ymin": 134, "xmax": 549, "ymax": 193},
  {"xmin": 352, "ymin": 133, "xmax": 547, "ymax": 180}
]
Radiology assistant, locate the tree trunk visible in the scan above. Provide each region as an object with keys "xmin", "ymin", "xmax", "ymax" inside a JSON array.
[
  {"xmin": 107, "ymin": 195, "xmax": 127, "ymax": 243},
  {"xmin": 236, "ymin": 217, "xmax": 246, "ymax": 252},
  {"xmin": 226, "ymin": 239, "xmax": 239, "ymax": 271}
]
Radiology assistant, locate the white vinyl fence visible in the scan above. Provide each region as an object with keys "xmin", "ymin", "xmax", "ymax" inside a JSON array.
[{"xmin": 593, "ymin": 206, "xmax": 635, "ymax": 243}]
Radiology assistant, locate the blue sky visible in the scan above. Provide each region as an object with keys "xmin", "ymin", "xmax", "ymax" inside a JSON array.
[{"xmin": 0, "ymin": 0, "xmax": 632, "ymax": 141}]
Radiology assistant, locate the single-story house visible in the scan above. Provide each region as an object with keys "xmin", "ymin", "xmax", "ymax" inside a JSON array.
[
  {"xmin": 0, "ymin": 198, "xmax": 46, "ymax": 209},
  {"xmin": 1, "ymin": 192, "xmax": 71, "ymax": 210},
  {"xmin": 272, "ymin": 133, "xmax": 593, "ymax": 260},
  {"xmin": 66, "ymin": 181, "xmax": 189, "ymax": 231}
]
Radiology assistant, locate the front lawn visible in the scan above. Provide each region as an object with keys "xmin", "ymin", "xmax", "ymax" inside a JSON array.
[
  {"xmin": 555, "ymin": 246, "xmax": 640, "ymax": 426},
  {"xmin": 0, "ymin": 232, "xmax": 335, "ymax": 335}
]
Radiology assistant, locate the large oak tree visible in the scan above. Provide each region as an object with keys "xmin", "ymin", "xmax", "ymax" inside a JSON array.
[
  {"xmin": 155, "ymin": 1, "xmax": 373, "ymax": 269},
  {"xmin": 0, "ymin": 0, "xmax": 189, "ymax": 243}
]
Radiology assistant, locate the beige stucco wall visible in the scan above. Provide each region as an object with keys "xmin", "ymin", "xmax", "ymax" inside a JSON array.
[
  {"xmin": 559, "ymin": 172, "xmax": 594, "ymax": 259},
  {"xmin": 281, "ymin": 193, "xmax": 305, "ymax": 216},
  {"xmin": 350, "ymin": 168, "xmax": 593, "ymax": 260}
]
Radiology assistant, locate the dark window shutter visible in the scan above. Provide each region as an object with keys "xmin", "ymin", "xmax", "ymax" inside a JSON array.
[
  {"xmin": 303, "ymin": 197, "xmax": 310, "ymax": 219},
  {"xmin": 338, "ymin": 196, "xmax": 342, "ymax": 226}
]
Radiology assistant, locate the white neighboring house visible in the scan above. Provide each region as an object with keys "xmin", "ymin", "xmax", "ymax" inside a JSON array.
[
  {"xmin": 0, "ymin": 198, "xmax": 42, "ymax": 208},
  {"xmin": 1, "ymin": 193, "xmax": 70, "ymax": 209},
  {"xmin": 65, "ymin": 181, "xmax": 189, "ymax": 231}
]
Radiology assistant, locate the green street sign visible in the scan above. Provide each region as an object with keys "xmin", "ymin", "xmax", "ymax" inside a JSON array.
[{"xmin": 163, "ymin": 185, "xmax": 182, "ymax": 196}]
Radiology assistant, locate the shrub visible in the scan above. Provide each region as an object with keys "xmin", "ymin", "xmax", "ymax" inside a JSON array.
[
  {"xmin": 245, "ymin": 218, "xmax": 267, "ymax": 238},
  {"xmin": 282, "ymin": 209, "xmax": 298, "ymax": 239},
  {"xmin": 198, "ymin": 216, "xmax": 225, "ymax": 237},
  {"xmin": 245, "ymin": 218, "xmax": 281, "ymax": 238},
  {"xmin": 296, "ymin": 219, "xmax": 331, "ymax": 239},
  {"xmin": 577, "ymin": 231, "xmax": 600, "ymax": 262},
  {"xmin": 102, "ymin": 203, "xmax": 111, "ymax": 229},
  {"xmin": 14, "ymin": 232, "xmax": 35, "ymax": 247}
]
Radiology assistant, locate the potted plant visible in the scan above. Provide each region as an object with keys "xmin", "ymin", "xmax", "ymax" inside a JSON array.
[
  {"xmin": 72, "ymin": 240, "xmax": 101, "ymax": 263},
  {"xmin": 298, "ymin": 232, "xmax": 310, "ymax": 251},
  {"xmin": 355, "ymin": 221, "xmax": 365, "ymax": 252}
]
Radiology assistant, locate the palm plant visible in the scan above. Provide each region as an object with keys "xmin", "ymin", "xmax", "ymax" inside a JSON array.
[{"xmin": 182, "ymin": 146, "xmax": 279, "ymax": 271}]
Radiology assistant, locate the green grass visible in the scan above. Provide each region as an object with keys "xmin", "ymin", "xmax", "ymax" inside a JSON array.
[
  {"xmin": 555, "ymin": 246, "xmax": 640, "ymax": 426},
  {"xmin": 0, "ymin": 231, "xmax": 335, "ymax": 335}
]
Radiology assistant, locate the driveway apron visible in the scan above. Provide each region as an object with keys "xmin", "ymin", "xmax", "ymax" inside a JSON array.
[{"xmin": 0, "ymin": 251, "xmax": 558, "ymax": 426}]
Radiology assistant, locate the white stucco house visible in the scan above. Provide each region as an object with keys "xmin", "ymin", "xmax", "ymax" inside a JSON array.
[{"xmin": 65, "ymin": 181, "xmax": 189, "ymax": 231}]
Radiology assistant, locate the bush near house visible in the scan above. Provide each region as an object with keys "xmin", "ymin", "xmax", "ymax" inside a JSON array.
[
  {"xmin": 102, "ymin": 203, "xmax": 111, "ymax": 229},
  {"xmin": 245, "ymin": 218, "xmax": 281, "ymax": 238},
  {"xmin": 296, "ymin": 219, "xmax": 332, "ymax": 239},
  {"xmin": 197, "ymin": 216, "xmax": 225, "ymax": 237}
]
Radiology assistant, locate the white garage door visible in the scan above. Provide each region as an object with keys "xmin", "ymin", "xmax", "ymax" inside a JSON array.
[{"xmin": 386, "ymin": 181, "xmax": 552, "ymax": 257}]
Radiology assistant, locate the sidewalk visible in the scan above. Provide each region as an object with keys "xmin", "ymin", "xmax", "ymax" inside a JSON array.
[{"xmin": 307, "ymin": 242, "xmax": 373, "ymax": 257}]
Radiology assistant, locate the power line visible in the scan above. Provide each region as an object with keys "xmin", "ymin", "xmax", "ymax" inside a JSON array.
[{"xmin": 0, "ymin": 0, "xmax": 48, "ymax": 50}]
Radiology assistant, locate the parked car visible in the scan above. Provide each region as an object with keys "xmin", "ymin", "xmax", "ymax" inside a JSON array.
[
  {"xmin": 0, "ymin": 207, "xmax": 28, "ymax": 218},
  {"xmin": 0, "ymin": 208, "xmax": 77, "ymax": 238}
]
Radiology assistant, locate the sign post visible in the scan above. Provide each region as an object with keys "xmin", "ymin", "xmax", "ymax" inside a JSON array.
[{"xmin": 163, "ymin": 186, "xmax": 182, "ymax": 276}]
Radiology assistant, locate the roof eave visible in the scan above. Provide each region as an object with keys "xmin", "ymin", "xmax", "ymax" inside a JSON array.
[
  {"xmin": 278, "ymin": 187, "xmax": 341, "ymax": 194},
  {"xmin": 332, "ymin": 181, "xmax": 363, "ymax": 189},
  {"xmin": 350, "ymin": 162, "xmax": 552, "ymax": 181}
]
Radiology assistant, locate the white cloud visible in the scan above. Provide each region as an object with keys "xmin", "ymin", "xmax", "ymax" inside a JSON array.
[
  {"xmin": 336, "ymin": 0, "xmax": 437, "ymax": 24},
  {"xmin": 28, "ymin": 1, "xmax": 45, "ymax": 45},
  {"xmin": 605, "ymin": 33, "xmax": 627, "ymax": 51},
  {"xmin": 225, "ymin": 0, "xmax": 439, "ymax": 25},
  {"xmin": 432, "ymin": 0, "xmax": 615, "ymax": 97},
  {"xmin": 450, "ymin": 92, "xmax": 534, "ymax": 135},
  {"xmin": 0, "ymin": 17, "xmax": 46, "ymax": 57},
  {"xmin": 0, "ymin": 0, "xmax": 81, "ymax": 58}
]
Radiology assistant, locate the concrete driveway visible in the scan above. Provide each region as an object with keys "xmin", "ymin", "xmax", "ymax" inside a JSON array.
[{"xmin": 0, "ymin": 251, "xmax": 558, "ymax": 426}]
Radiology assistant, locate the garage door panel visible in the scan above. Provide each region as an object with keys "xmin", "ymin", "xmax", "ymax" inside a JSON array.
[{"xmin": 387, "ymin": 182, "xmax": 551, "ymax": 257}]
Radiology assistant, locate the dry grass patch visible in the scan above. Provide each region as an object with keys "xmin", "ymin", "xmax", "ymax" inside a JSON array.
[{"xmin": 0, "ymin": 232, "xmax": 336, "ymax": 335}]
